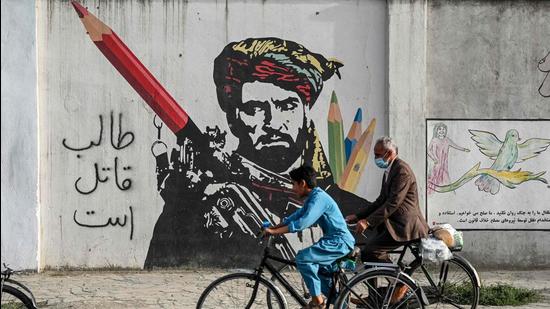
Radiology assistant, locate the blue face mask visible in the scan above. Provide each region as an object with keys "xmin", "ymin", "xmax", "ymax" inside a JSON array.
[{"xmin": 375, "ymin": 151, "xmax": 390, "ymax": 169}]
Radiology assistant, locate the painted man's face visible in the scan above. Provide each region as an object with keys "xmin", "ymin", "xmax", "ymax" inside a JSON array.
[{"xmin": 229, "ymin": 81, "xmax": 307, "ymax": 172}]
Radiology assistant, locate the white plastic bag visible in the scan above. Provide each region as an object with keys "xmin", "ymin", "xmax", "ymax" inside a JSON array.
[
  {"xmin": 420, "ymin": 236, "xmax": 453, "ymax": 263},
  {"xmin": 432, "ymin": 223, "xmax": 463, "ymax": 250}
]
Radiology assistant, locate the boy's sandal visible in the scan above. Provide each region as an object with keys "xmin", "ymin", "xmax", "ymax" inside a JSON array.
[{"xmin": 301, "ymin": 300, "xmax": 326, "ymax": 309}]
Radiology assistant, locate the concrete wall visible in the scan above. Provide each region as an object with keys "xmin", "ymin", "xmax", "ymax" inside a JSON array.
[
  {"xmin": 3, "ymin": 0, "xmax": 548, "ymax": 270},
  {"xmin": 389, "ymin": 0, "xmax": 550, "ymax": 268},
  {"xmin": 36, "ymin": 0, "xmax": 388, "ymax": 269},
  {"xmin": 1, "ymin": 0, "xmax": 38, "ymax": 270}
]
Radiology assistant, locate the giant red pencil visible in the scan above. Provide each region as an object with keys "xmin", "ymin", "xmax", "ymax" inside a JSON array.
[{"xmin": 71, "ymin": 1, "xmax": 200, "ymax": 141}]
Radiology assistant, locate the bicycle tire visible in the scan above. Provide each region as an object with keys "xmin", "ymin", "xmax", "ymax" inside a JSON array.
[
  {"xmin": 1, "ymin": 284, "xmax": 36, "ymax": 309},
  {"xmin": 419, "ymin": 255, "xmax": 480, "ymax": 309},
  {"xmin": 334, "ymin": 268, "xmax": 425, "ymax": 309},
  {"xmin": 196, "ymin": 272, "xmax": 286, "ymax": 309}
]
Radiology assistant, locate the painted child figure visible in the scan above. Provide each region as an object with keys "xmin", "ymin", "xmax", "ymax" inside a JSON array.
[
  {"xmin": 427, "ymin": 122, "xmax": 470, "ymax": 195},
  {"xmin": 265, "ymin": 165, "xmax": 355, "ymax": 309}
]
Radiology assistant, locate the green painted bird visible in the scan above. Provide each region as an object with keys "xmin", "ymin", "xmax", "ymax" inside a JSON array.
[{"xmin": 469, "ymin": 129, "xmax": 550, "ymax": 194}]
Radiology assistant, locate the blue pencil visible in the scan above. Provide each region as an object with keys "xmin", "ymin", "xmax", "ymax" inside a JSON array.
[{"xmin": 344, "ymin": 108, "xmax": 362, "ymax": 163}]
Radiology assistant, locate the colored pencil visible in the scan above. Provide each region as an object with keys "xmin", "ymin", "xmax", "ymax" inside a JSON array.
[
  {"xmin": 327, "ymin": 91, "xmax": 346, "ymax": 183},
  {"xmin": 344, "ymin": 108, "xmax": 362, "ymax": 163},
  {"xmin": 339, "ymin": 118, "xmax": 377, "ymax": 192},
  {"xmin": 71, "ymin": 1, "xmax": 200, "ymax": 141}
]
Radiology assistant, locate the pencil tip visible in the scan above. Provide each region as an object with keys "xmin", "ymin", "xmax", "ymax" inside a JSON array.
[
  {"xmin": 331, "ymin": 90, "xmax": 338, "ymax": 104},
  {"xmin": 354, "ymin": 108, "xmax": 362, "ymax": 122},
  {"xmin": 71, "ymin": 1, "xmax": 88, "ymax": 18}
]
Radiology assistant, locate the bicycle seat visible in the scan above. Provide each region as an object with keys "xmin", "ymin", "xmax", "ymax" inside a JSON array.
[
  {"xmin": 333, "ymin": 248, "xmax": 360, "ymax": 272},
  {"xmin": 334, "ymin": 247, "xmax": 360, "ymax": 264}
]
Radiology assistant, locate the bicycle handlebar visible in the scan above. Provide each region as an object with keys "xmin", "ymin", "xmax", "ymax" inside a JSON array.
[
  {"xmin": 257, "ymin": 223, "xmax": 277, "ymax": 249},
  {"xmin": 2, "ymin": 263, "xmax": 15, "ymax": 279}
]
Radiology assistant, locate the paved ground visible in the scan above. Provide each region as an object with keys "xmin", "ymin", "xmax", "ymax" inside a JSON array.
[{"xmin": 9, "ymin": 269, "xmax": 550, "ymax": 308}]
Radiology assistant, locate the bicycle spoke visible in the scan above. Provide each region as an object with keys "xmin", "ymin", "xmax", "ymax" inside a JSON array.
[
  {"xmin": 349, "ymin": 282, "xmax": 378, "ymax": 308},
  {"xmin": 391, "ymin": 287, "xmax": 419, "ymax": 309},
  {"xmin": 384, "ymin": 277, "xmax": 398, "ymax": 306},
  {"xmin": 338, "ymin": 271, "xmax": 423, "ymax": 309},
  {"xmin": 411, "ymin": 256, "xmax": 479, "ymax": 308},
  {"xmin": 198, "ymin": 275, "xmax": 284, "ymax": 308},
  {"xmin": 439, "ymin": 295, "xmax": 467, "ymax": 309},
  {"xmin": 270, "ymin": 265, "xmax": 305, "ymax": 307},
  {"xmin": 364, "ymin": 281, "xmax": 380, "ymax": 298}
]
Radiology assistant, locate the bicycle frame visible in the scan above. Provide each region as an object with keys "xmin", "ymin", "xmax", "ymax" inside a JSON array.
[
  {"xmin": 249, "ymin": 236, "xmax": 308, "ymax": 306},
  {"xmin": 393, "ymin": 243, "xmax": 480, "ymax": 288},
  {"xmin": 246, "ymin": 236, "xmax": 366, "ymax": 308}
]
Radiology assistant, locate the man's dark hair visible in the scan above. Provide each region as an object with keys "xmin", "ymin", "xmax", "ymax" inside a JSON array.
[{"xmin": 289, "ymin": 165, "xmax": 317, "ymax": 188}]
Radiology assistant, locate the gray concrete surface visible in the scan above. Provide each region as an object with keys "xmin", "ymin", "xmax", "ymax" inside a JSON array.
[
  {"xmin": 10, "ymin": 269, "xmax": 550, "ymax": 308},
  {"xmin": 1, "ymin": 0, "xmax": 39, "ymax": 270},
  {"xmin": 421, "ymin": 0, "xmax": 550, "ymax": 269}
]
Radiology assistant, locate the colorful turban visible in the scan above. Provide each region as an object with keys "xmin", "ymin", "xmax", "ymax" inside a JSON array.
[{"xmin": 213, "ymin": 38, "xmax": 343, "ymax": 111}]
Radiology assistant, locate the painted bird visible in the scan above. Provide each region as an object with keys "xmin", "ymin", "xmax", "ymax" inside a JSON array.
[{"xmin": 470, "ymin": 129, "xmax": 550, "ymax": 194}]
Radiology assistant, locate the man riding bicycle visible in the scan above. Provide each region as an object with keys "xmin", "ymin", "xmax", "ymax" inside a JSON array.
[
  {"xmin": 346, "ymin": 136, "xmax": 430, "ymax": 303},
  {"xmin": 264, "ymin": 165, "xmax": 355, "ymax": 309}
]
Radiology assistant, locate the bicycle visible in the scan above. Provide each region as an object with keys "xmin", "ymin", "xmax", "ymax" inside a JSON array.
[
  {"xmin": 335, "ymin": 262, "xmax": 428, "ymax": 309},
  {"xmin": 197, "ymin": 229, "xmax": 427, "ymax": 309},
  {"xmin": 352, "ymin": 238, "xmax": 480, "ymax": 309},
  {"xmin": 1, "ymin": 264, "xmax": 37, "ymax": 309}
]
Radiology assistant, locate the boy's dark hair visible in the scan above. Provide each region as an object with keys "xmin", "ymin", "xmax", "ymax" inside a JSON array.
[{"xmin": 289, "ymin": 165, "xmax": 317, "ymax": 189}]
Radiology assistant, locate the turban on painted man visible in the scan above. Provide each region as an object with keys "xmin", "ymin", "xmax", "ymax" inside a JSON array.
[{"xmin": 213, "ymin": 37, "xmax": 343, "ymax": 111}]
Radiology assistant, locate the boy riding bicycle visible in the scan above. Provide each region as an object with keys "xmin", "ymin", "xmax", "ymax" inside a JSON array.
[{"xmin": 264, "ymin": 165, "xmax": 355, "ymax": 309}]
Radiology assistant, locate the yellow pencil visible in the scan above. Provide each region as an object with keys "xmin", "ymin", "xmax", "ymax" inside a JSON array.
[
  {"xmin": 339, "ymin": 118, "xmax": 377, "ymax": 192},
  {"xmin": 328, "ymin": 91, "xmax": 346, "ymax": 183}
]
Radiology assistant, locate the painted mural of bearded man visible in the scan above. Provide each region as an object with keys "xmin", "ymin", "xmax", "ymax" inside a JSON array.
[{"xmin": 145, "ymin": 38, "xmax": 365, "ymax": 268}]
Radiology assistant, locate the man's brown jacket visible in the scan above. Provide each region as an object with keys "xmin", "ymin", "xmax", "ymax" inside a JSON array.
[{"xmin": 356, "ymin": 158, "xmax": 429, "ymax": 241}]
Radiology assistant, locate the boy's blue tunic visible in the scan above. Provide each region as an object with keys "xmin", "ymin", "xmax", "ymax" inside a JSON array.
[{"xmin": 283, "ymin": 187, "xmax": 355, "ymax": 297}]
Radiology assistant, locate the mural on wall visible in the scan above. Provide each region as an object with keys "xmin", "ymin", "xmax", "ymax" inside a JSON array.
[
  {"xmin": 146, "ymin": 38, "xmax": 377, "ymax": 267},
  {"xmin": 426, "ymin": 120, "xmax": 550, "ymax": 230},
  {"xmin": 538, "ymin": 50, "xmax": 550, "ymax": 98},
  {"xmin": 433, "ymin": 129, "xmax": 550, "ymax": 195},
  {"xmin": 70, "ymin": 2, "xmax": 377, "ymax": 267},
  {"xmin": 63, "ymin": 111, "xmax": 135, "ymax": 240}
]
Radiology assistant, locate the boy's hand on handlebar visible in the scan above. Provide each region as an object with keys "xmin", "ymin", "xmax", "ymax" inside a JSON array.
[
  {"xmin": 263, "ymin": 225, "xmax": 289, "ymax": 236},
  {"xmin": 356, "ymin": 219, "xmax": 369, "ymax": 234},
  {"xmin": 345, "ymin": 214, "xmax": 358, "ymax": 223},
  {"xmin": 271, "ymin": 223, "xmax": 285, "ymax": 229}
]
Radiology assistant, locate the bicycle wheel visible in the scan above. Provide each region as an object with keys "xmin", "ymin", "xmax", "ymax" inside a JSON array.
[
  {"xmin": 268, "ymin": 264, "xmax": 307, "ymax": 309},
  {"xmin": 197, "ymin": 272, "xmax": 286, "ymax": 309},
  {"xmin": 334, "ymin": 268, "xmax": 425, "ymax": 309},
  {"xmin": 1, "ymin": 285, "xmax": 35, "ymax": 309},
  {"xmin": 413, "ymin": 256, "xmax": 479, "ymax": 309}
]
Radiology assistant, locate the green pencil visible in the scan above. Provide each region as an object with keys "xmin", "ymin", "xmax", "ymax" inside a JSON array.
[{"xmin": 328, "ymin": 91, "xmax": 345, "ymax": 183}]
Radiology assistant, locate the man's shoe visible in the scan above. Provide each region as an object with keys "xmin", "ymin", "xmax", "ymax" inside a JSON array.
[{"xmin": 390, "ymin": 284, "xmax": 410, "ymax": 304}]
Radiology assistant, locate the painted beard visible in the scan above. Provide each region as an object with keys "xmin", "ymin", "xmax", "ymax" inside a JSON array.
[{"xmin": 237, "ymin": 126, "xmax": 308, "ymax": 174}]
